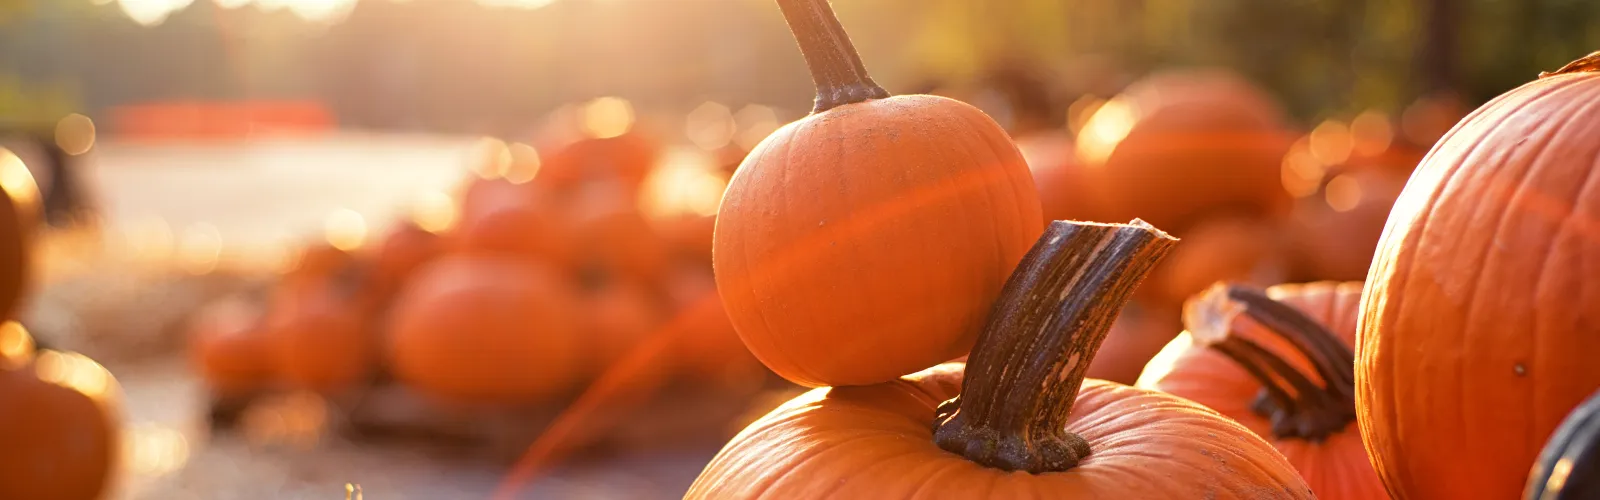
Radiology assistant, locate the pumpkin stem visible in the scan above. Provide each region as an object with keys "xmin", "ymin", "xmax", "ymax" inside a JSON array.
[
  {"xmin": 1539, "ymin": 51, "xmax": 1600, "ymax": 79},
  {"xmin": 1525, "ymin": 388, "xmax": 1600, "ymax": 499},
  {"xmin": 932, "ymin": 219, "xmax": 1177, "ymax": 474},
  {"xmin": 775, "ymin": 0, "xmax": 890, "ymax": 114},
  {"xmin": 1184, "ymin": 283, "xmax": 1356, "ymax": 442}
]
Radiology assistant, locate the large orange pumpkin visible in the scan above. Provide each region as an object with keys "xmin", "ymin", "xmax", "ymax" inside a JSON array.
[
  {"xmin": 188, "ymin": 295, "xmax": 273, "ymax": 397},
  {"xmin": 385, "ymin": 255, "xmax": 586, "ymax": 405},
  {"xmin": 0, "ymin": 149, "xmax": 40, "ymax": 322},
  {"xmin": 1075, "ymin": 68, "xmax": 1296, "ymax": 232},
  {"xmin": 712, "ymin": 0, "xmax": 1043, "ymax": 387},
  {"xmin": 0, "ymin": 324, "xmax": 120, "ymax": 500},
  {"xmin": 1356, "ymin": 52, "xmax": 1600, "ymax": 500},
  {"xmin": 1139, "ymin": 282, "xmax": 1384, "ymax": 500},
  {"xmin": 691, "ymin": 220, "xmax": 1312, "ymax": 498}
]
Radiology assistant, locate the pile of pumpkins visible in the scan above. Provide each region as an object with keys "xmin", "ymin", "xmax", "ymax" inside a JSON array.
[
  {"xmin": 0, "ymin": 148, "xmax": 123, "ymax": 500},
  {"xmin": 680, "ymin": 1, "xmax": 1600, "ymax": 499},
  {"xmin": 189, "ymin": 115, "xmax": 767, "ymax": 418}
]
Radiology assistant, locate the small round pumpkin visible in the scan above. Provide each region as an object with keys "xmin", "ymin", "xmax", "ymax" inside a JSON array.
[
  {"xmin": 188, "ymin": 295, "xmax": 273, "ymax": 396},
  {"xmin": 1525, "ymin": 387, "xmax": 1600, "ymax": 499},
  {"xmin": 690, "ymin": 219, "xmax": 1311, "ymax": 498},
  {"xmin": 266, "ymin": 281, "xmax": 376, "ymax": 396},
  {"xmin": 712, "ymin": 0, "xmax": 1043, "ymax": 387},
  {"xmin": 1357, "ymin": 52, "xmax": 1600, "ymax": 500},
  {"xmin": 1139, "ymin": 282, "xmax": 1384, "ymax": 500},
  {"xmin": 1075, "ymin": 68, "xmax": 1296, "ymax": 232},
  {"xmin": 0, "ymin": 324, "xmax": 120, "ymax": 500},
  {"xmin": 365, "ymin": 220, "xmax": 442, "ymax": 304},
  {"xmin": 385, "ymin": 255, "xmax": 586, "ymax": 405}
]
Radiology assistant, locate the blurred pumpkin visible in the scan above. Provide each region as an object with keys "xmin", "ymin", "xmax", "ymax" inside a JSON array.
[
  {"xmin": 539, "ymin": 108, "xmax": 662, "ymax": 196},
  {"xmin": 277, "ymin": 243, "xmax": 357, "ymax": 300},
  {"xmin": 712, "ymin": 0, "xmax": 1042, "ymax": 387},
  {"xmin": 1083, "ymin": 302, "xmax": 1182, "ymax": 385},
  {"xmin": 1139, "ymin": 282, "xmax": 1384, "ymax": 500},
  {"xmin": 1357, "ymin": 52, "xmax": 1600, "ymax": 500},
  {"xmin": 583, "ymin": 279, "xmax": 666, "ymax": 369},
  {"xmin": 267, "ymin": 281, "xmax": 376, "ymax": 396},
  {"xmin": 0, "ymin": 324, "xmax": 119, "ymax": 500},
  {"xmin": 570, "ymin": 186, "xmax": 671, "ymax": 283},
  {"xmin": 662, "ymin": 263, "xmax": 717, "ymax": 311},
  {"xmin": 386, "ymin": 255, "xmax": 586, "ymax": 405},
  {"xmin": 188, "ymin": 295, "xmax": 272, "ymax": 396},
  {"xmin": 450, "ymin": 179, "xmax": 576, "ymax": 268},
  {"xmin": 1141, "ymin": 215, "xmax": 1289, "ymax": 310},
  {"xmin": 1076, "ymin": 68, "xmax": 1296, "ymax": 232},
  {"xmin": 1016, "ymin": 132, "xmax": 1109, "ymax": 224},
  {"xmin": 364, "ymin": 220, "xmax": 443, "ymax": 303},
  {"xmin": 1286, "ymin": 168, "xmax": 1409, "ymax": 282},
  {"xmin": 670, "ymin": 289, "xmax": 766, "ymax": 386}
]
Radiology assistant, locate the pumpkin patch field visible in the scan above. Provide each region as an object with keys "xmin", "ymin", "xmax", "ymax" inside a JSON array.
[{"xmin": 3, "ymin": 0, "xmax": 1600, "ymax": 498}]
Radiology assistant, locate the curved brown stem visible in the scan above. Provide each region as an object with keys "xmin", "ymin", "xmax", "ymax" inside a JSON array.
[
  {"xmin": 1184, "ymin": 283, "xmax": 1356, "ymax": 442},
  {"xmin": 775, "ymin": 0, "xmax": 890, "ymax": 114},
  {"xmin": 933, "ymin": 219, "xmax": 1178, "ymax": 473},
  {"xmin": 1540, "ymin": 51, "xmax": 1600, "ymax": 79}
]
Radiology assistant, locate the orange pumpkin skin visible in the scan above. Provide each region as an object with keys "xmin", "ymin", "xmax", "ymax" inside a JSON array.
[
  {"xmin": 688, "ymin": 363, "xmax": 1312, "ymax": 498},
  {"xmin": 540, "ymin": 132, "xmax": 662, "ymax": 195},
  {"xmin": 1078, "ymin": 69, "xmax": 1295, "ymax": 232},
  {"xmin": 267, "ymin": 283, "xmax": 375, "ymax": 395},
  {"xmin": 1139, "ymin": 282, "xmax": 1384, "ymax": 500},
  {"xmin": 450, "ymin": 182, "xmax": 576, "ymax": 267},
  {"xmin": 714, "ymin": 95, "xmax": 1043, "ymax": 387},
  {"xmin": 385, "ymin": 256, "xmax": 586, "ymax": 405},
  {"xmin": 0, "ymin": 163, "xmax": 35, "ymax": 322},
  {"xmin": 366, "ymin": 221, "xmax": 442, "ymax": 301},
  {"xmin": 583, "ymin": 280, "xmax": 666, "ymax": 369},
  {"xmin": 188, "ymin": 296, "xmax": 272, "ymax": 396},
  {"xmin": 0, "ymin": 356, "xmax": 119, "ymax": 500},
  {"xmin": 570, "ymin": 191, "xmax": 671, "ymax": 283},
  {"xmin": 1016, "ymin": 132, "xmax": 1109, "ymax": 224},
  {"xmin": 1356, "ymin": 55, "xmax": 1600, "ymax": 500}
]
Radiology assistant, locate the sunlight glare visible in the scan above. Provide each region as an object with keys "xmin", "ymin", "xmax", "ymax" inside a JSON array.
[
  {"xmin": 686, "ymin": 102, "xmax": 736, "ymax": 151},
  {"xmin": 55, "ymin": 114, "xmax": 98, "ymax": 156},
  {"xmin": 1280, "ymin": 136, "xmax": 1325, "ymax": 198},
  {"xmin": 581, "ymin": 97, "xmax": 636, "ymax": 139},
  {"xmin": 470, "ymin": 137, "xmax": 512, "ymax": 180},
  {"xmin": 34, "ymin": 350, "xmax": 118, "ymax": 403},
  {"xmin": 126, "ymin": 423, "xmax": 192, "ymax": 477},
  {"xmin": 1308, "ymin": 119, "xmax": 1353, "ymax": 166},
  {"xmin": 477, "ymin": 0, "xmax": 555, "ymax": 9},
  {"xmin": 284, "ymin": 0, "xmax": 358, "ymax": 24},
  {"xmin": 1350, "ymin": 110, "xmax": 1395, "ymax": 157},
  {"xmin": 1076, "ymin": 97, "xmax": 1138, "ymax": 165},
  {"xmin": 214, "ymin": 0, "xmax": 252, "ymax": 9},
  {"xmin": 117, "ymin": 0, "xmax": 194, "ymax": 27},
  {"xmin": 505, "ymin": 142, "xmax": 542, "ymax": 184},
  {"xmin": 0, "ymin": 321, "xmax": 36, "ymax": 370},
  {"xmin": 412, "ymin": 191, "xmax": 458, "ymax": 234},
  {"xmin": 639, "ymin": 151, "xmax": 728, "ymax": 219},
  {"xmin": 0, "ymin": 147, "xmax": 41, "ymax": 211},
  {"xmin": 324, "ymin": 209, "xmax": 368, "ymax": 252},
  {"xmin": 177, "ymin": 223, "xmax": 223, "ymax": 275},
  {"xmin": 1324, "ymin": 174, "xmax": 1364, "ymax": 212},
  {"xmin": 733, "ymin": 105, "xmax": 780, "ymax": 151}
]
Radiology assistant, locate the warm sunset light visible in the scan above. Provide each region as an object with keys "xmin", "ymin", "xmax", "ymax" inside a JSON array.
[
  {"xmin": 1076, "ymin": 98, "xmax": 1138, "ymax": 165},
  {"xmin": 639, "ymin": 151, "xmax": 727, "ymax": 219},
  {"xmin": 733, "ymin": 104, "xmax": 782, "ymax": 151},
  {"xmin": 412, "ymin": 190, "xmax": 458, "ymax": 234},
  {"xmin": 34, "ymin": 350, "xmax": 119, "ymax": 403},
  {"xmin": 127, "ymin": 423, "xmax": 192, "ymax": 477},
  {"xmin": 581, "ymin": 97, "xmax": 636, "ymax": 139},
  {"xmin": 470, "ymin": 137, "xmax": 513, "ymax": 180},
  {"xmin": 324, "ymin": 208, "xmax": 368, "ymax": 251},
  {"xmin": 686, "ymin": 102, "xmax": 736, "ymax": 151},
  {"xmin": 1308, "ymin": 119, "xmax": 1353, "ymax": 166},
  {"xmin": 0, "ymin": 321, "xmax": 36, "ymax": 370},
  {"xmin": 1324, "ymin": 173, "xmax": 1364, "ymax": 212},
  {"xmin": 177, "ymin": 222, "xmax": 223, "ymax": 274},
  {"xmin": 55, "ymin": 113, "xmax": 98, "ymax": 156},
  {"xmin": 1351, "ymin": 109, "xmax": 1395, "ymax": 156},
  {"xmin": 1281, "ymin": 136, "xmax": 1325, "ymax": 198},
  {"xmin": 0, "ymin": 148, "xmax": 41, "ymax": 212},
  {"xmin": 505, "ymin": 142, "xmax": 542, "ymax": 184}
]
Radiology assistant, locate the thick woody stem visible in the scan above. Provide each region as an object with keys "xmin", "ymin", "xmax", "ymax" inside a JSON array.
[
  {"xmin": 774, "ymin": 0, "xmax": 890, "ymax": 113},
  {"xmin": 932, "ymin": 219, "xmax": 1178, "ymax": 473},
  {"xmin": 1184, "ymin": 283, "xmax": 1356, "ymax": 442}
]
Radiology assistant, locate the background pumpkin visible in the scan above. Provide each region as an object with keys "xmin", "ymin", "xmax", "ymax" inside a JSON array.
[
  {"xmin": 712, "ymin": 0, "xmax": 1043, "ymax": 387},
  {"xmin": 1074, "ymin": 68, "xmax": 1297, "ymax": 233},
  {"xmin": 188, "ymin": 295, "xmax": 273, "ymax": 397},
  {"xmin": 449, "ymin": 179, "xmax": 576, "ymax": 268},
  {"xmin": 582, "ymin": 278, "xmax": 666, "ymax": 369},
  {"xmin": 385, "ymin": 255, "xmax": 586, "ymax": 405},
  {"xmin": 692, "ymin": 219, "xmax": 1311, "ymax": 499},
  {"xmin": 0, "ymin": 324, "xmax": 120, "ymax": 500},
  {"xmin": 0, "ymin": 149, "xmax": 38, "ymax": 323},
  {"xmin": 1138, "ymin": 281, "xmax": 1384, "ymax": 500},
  {"xmin": 267, "ymin": 280, "xmax": 376, "ymax": 396},
  {"xmin": 1356, "ymin": 52, "xmax": 1600, "ymax": 500},
  {"xmin": 364, "ymin": 220, "xmax": 443, "ymax": 305}
]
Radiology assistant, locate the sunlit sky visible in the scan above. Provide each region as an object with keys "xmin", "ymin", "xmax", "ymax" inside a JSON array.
[{"xmin": 105, "ymin": 0, "xmax": 562, "ymax": 27}]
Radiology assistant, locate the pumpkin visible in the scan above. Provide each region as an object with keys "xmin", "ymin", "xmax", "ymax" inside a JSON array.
[
  {"xmin": 0, "ymin": 149, "xmax": 40, "ymax": 321},
  {"xmin": 1016, "ymin": 132, "xmax": 1110, "ymax": 224},
  {"xmin": 267, "ymin": 280, "xmax": 376, "ymax": 396},
  {"xmin": 569, "ymin": 183, "xmax": 671, "ymax": 283},
  {"xmin": 669, "ymin": 288, "xmax": 767, "ymax": 386},
  {"xmin": 385, "ymin": 255, "xmax": 586, "ymax": 405},
  {"xmin": 713, "ymin": 0, "xmax": 1043, "ymax": 387},
  {"xmin": 1138, "ymin": 281, "xmax": 1384, "ymax": 500},
  {"xmin": 1082, "ymin": 302, "xmax": 1181, "ymax": 385},
  {"xmin": 1140, "ymin": 214, "xmax": 1289, "ymax": 311},
  {"xmin": 1286, "ymin": 168, "xmax": 1409, "ymax": 282},
  {"xmin": 690, "ymin": 220, "xmax": 1313, "ymax": 498},
  {"xmin": 188, "ymin": 295, "xmax": 273, "ymax": 396},
  {"xmin": 1075, "ymin": 68, "xmax": 1296, "ymax": 232},
  {"xmin": 583, "ymin": 279, "xmax": 666, "ymax": 369},
  {"xmin": 1525, "ymin": 388, "xmax": 1600, "ymax": 499},
  {"xmin": 0, "ymin": 323, "xmax": 120, "ymax": 500},
  {"xmin": 450, "ymin": 179, "xmax": 576, "ymax": 267},
  {"xmin": 365, "ymin": 220, "xmax": 442, "ymax": 303},
  {"xmin": 539, "ymin": 126, "xmax": 662, "ymax": 196},
  {"xmin": 1356, "ymin": 52, "xmax": 1600, "ymax": 500}
]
